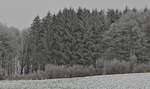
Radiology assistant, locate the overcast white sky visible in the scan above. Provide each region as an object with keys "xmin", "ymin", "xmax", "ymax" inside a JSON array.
[{"xmin": 0, "ymin": 0, "xmax": 149, "ymax": 30}]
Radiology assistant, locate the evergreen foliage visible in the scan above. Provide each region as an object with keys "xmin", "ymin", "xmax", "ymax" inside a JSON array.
[{"xmin": 1, "ymin": 7, "xmax": 150, "ymax": 76}]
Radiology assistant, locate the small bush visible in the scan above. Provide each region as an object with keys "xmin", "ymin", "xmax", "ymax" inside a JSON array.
[
  {"xmin": 67, "ymin": 65, "xmax": 96, "ymax": 77},
  {"xmin": 96, "ymin": 59, "xmax": 132, "ymax": 74},
  {"xmin": 132, "ymin": 63, "xmax": 150, "ymax": 73},
  {"xmin": 96, "ymin": 58, "xmax": 105, "ymax": 68},
  {"xmin": 45, "ymin": 64, "xmax": 68, "ymax": 78},
  {"xmin": 45, "ymin": 64, "xmax": 96, "ymax": 78},
  {"xmin": 104, "ymin": 59, "xmax": 131, "ymax": 74}
]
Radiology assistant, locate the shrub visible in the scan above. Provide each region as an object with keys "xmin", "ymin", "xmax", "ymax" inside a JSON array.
[
  {"xmin": 96, "ymin": 59, "xmax": 132, "ymax": 74},
  {"xmin": 4, "ymin": 60, "xmax": 150, "ymax": 80},
  {"xmin": 67, "ymin": 65, "xmax": 96, "ymax": 77},
  {"xmin": 129, "ymin": 54, "xmax": 137, "ymax": 64},
  {"xmin": 45, "ymin": 64, "xmax": 68, "ymax": 78},
  {"xmin": 132, "ymin": 63, "xmax": 150, "ymax": 73},
  {"xmin": 45, "ymin": 64, "xmax": 96, "ymax": 78},
  {"xmin": 107, "ymin": 59, "xmax": 131, "ymax": 74},
  {"xmin": 96, "ymin": 58, "xmax": 105, "ymax": 68}
]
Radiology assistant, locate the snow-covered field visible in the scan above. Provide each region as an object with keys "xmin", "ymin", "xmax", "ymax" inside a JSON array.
[{"xmin": 0, "ymin": 73, "xmax": 150, "ymax": 89}]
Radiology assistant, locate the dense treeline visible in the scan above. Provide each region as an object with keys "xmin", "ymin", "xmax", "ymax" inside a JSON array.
[
  {"xmin": 22, "ymin": 8, "xmax": 122, "ymax": 73},
  {"xmin": 0, "ymin": 23, "xmax": 20, "ymax": 76},
  {"xmin": 0, "ymin": 7, "xmax": 150, "ymax": 79}
]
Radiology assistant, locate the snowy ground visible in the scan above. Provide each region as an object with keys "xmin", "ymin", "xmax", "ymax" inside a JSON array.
[{"xmin": 0, "ymin": 73, "xmax": 150, "ymax": 89}]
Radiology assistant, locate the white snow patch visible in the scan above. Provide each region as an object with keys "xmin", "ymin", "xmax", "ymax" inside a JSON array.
[{"xmin": 0, "ymin": 73, "xmax": 150, "ymax": 89}]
